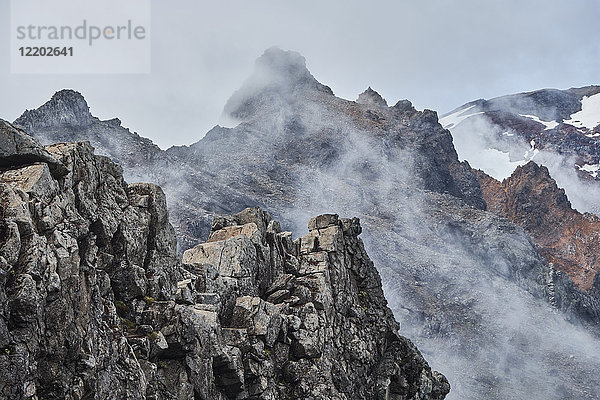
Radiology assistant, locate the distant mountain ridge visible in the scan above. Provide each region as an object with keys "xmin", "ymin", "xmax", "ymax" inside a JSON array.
[
  {"xmin": 446, "ymin": 86, "xmax": 600, "ymax": 126},
  {"xmin": 475, "ymin": 162, "xmax": 600, "ymax": 291},
  {"xmin": 441, "ymin": 86, "xmax": 600, "ymax": 183},
  {"xmin": 15, "ymin": 48, "xmax": 485, "ymax": 250}
]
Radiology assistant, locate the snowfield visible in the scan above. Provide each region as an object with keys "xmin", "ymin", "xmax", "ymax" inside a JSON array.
[
  {"xmin": 577, "ymin": 163, "xmax": 600, "ymax": 178},
  {"xmin": 519, "ymin": 114, "xmax": 559, "ymax": 130},
  {"xmin": 564, "ymin": 93, "xmax": 600, "ymax": 130},
  {"xmin": 439, "ymin": 105, "xmax": 483, "ymax": 129}
]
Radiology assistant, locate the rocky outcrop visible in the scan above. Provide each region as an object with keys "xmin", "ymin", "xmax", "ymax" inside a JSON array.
[
  {"xmin": 0, "ymin": 119, "xmax": 182, "ymax": 399},
  {"xmin": 17, "ymin": 90, "xmax": 94, "ymax": 130},
  {"xmin": 0, "ymin": 119, "xmax": 68, "ymax": 177},
  {"xmin": 357, "ymin": 87, "xmax": 388, "ymax": 108},
  {"xmin": 180, "ymin": 209, "xmax": 449, "ymax": 400},
  {"xmin": 0, "ymin": 120, "xmax": 448, "ymax": 399},
  {"xmin": 475, "ymin": 162, "xmax": 600, "ymax": 290}
]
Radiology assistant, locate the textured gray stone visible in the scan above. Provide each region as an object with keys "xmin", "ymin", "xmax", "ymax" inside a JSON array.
[
  {"xmin": 0, "ymin": 129, "xmax": 447, "ymax": 399},
  {"xmin": 0, "ymin": 119, "xmax": 68, "ymax": 177}
]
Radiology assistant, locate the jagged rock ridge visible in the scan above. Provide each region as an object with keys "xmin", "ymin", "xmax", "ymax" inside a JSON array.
[
  {"xmin": 476, "ymin": 161, "xmax": 600, "ymax": 291},
  {"xmin": 0, "ymin": 119, "xmax": 448, "ymax": 399},
  {"xmin": 440, "ymin": 86, "xmax": 600, "ymax": 214},
  {"xmin": 18, "ymin": 90, "xmax": 94, "ymax": 129},
  {"xmin": 15, "ymin": 90, "xmax": 165, "ymax": 174}
]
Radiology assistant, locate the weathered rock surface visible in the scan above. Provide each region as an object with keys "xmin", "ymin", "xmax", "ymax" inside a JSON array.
[
  {"xmin": 0, "ymin": 119, "xmax": 182, "ymax": 399},
  {"xmin": 0, "ymin": 119, "xmax": 68, "ymax": 177},
  {"xmin": 17, "ymin": 89, "xmax": 94, "ymax": 129},
  {"xmin": 0, "ymin": 122, "xmax": 448, "ymax": 399},
  {"xmin": 182, "ymin": 209, "xmax": 449, "ymax": 400},
  {"xmin": 476, "ymin": 162, "xmax": 600, "ymax": 290}
]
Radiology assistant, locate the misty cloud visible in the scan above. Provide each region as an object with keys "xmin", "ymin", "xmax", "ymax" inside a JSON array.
[{"xmin": 448, "ymin": 112, "xmax": 600, "ymax": 215}]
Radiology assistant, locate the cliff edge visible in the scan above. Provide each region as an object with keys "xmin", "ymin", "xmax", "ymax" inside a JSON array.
[{"xmin": 0, "ymin": 119, "xmax": 448, "ymax": 399}]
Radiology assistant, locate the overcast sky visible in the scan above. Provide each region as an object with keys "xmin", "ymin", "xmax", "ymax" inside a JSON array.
[{"xmin": 1, "ymin": 0, "xmax": 599, "ymax": 148}]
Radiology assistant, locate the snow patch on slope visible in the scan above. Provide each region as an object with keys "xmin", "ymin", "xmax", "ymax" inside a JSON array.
[
  {"xmin": 564, "ymin": 93, "xmax": 600, "ymax": 130},
  {"xmin": 446, "ymin": 112, "xmax": 540, "ymax": 180},
  {"xmin": 439, "ymin": 105, "xmax": 483, "ymax": 129},
  {"xmin": 477, "ymin": 148, "xmax": 532, "ymax": 180},
  {"xmin": 476, "ymin": 140, "xmax": 539, "ymax": 180},
  {"xmin": 519, "ymin": 114, "xmax": 559, "ymax": 130},
  {"xmin": 577, "ymin": 163, "xmax": 600, "ymax": 178}
]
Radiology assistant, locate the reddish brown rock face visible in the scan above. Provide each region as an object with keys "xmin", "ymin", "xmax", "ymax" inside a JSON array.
[{"xmin": 475, "ymin": 162, "xmax": 600, "ymax": 290}]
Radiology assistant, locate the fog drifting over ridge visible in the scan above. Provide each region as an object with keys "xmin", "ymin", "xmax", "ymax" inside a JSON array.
[
  {"xmin": 445, "ymin": 107, "xmax": 600, "ymax": 216},
  {"xmin": 167, "ymin": 49, "xmax": 600, "ymax": 399},
  {"xmin": 1, "ymin": 0, "xmax": 599, "ymax": 148}
]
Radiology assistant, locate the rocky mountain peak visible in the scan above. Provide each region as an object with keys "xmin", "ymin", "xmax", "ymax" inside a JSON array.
[
  {"xmin": 50, "ymin": 88, "xmax": 88, "ymax": 104},
  {"xmin": 476, "ymin": 160, "xmax": 571, "ymax": 227},
  {"xmin": 475, "ymin": 161, "xmax": 600, "ymax": 290},
  {"xmin": 508, "ymin": 161, "xmax": 572, "ymax": 211},
  {"xmin": 255, "ymin": 47, "xmax": 314, "ymax": 85},
  {"xmin": 224, "ymin": 47, "xmax": 333, "ymax": 119},
  {"xmin": 15, "ymin": 89, "xmax": 94, "ymax": 131},
  {"xmin": 356, "ymin": 87, "xmax": 388, "ymax": 108}
]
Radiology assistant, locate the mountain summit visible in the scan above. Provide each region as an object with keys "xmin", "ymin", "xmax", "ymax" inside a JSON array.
[
  {"xmin": 13, "ymin": 90, "xmax": 163, "ymax": 175},
  {"xmin": 356, "ymin": 87, "xmax": 388, "ymax": 108},
  {"xmin": 224, "ymin": 47, "xmax": 334, "ymax": 119},
  {"xmin": 254, "ymin": 47, "xmax": 316, "ymax": 86},
  {"xmin": 16, "ymin": 89, "xmax": 94, "ymax": 130}
]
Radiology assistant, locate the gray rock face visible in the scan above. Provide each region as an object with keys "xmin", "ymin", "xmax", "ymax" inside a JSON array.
[
  {"xmin": 0, "ymin": 127, "xmax": 447, "ymax": 399},
  {"xmin": 17, "ymin": 90, "xmax": 93, "ymax": 129},
  {"xmin": 182, "ymin": 209, "xmax": 449, "ymax": 399},
  {"xmin": 0, "ymin": 133, "xmax": 182, "ymax": 399},
  {"xmin": 0, "ymin": 119, "xmax": 68, "ymax": 177}
]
